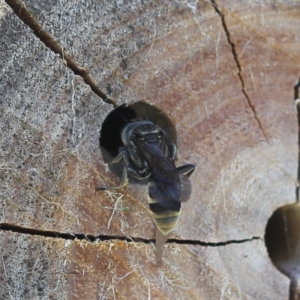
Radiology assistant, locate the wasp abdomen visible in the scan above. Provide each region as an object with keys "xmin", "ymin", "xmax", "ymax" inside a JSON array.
[
  {"xmin": 151, "ymin": 210, "xmax": 181, "ymax": 236},
  {"xmin": 149, "ymin": 196, "xmax": 181, "ymax": 235}
]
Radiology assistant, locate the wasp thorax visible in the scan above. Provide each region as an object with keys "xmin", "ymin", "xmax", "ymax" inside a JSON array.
[{"xmin": 265, "ymin": 203, "xmax": 300, "ymax": 298}]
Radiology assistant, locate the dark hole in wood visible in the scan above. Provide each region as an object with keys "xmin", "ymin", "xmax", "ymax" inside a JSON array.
[
  {"xmin": 99, "ymin": 100, "xmax": 177, "ymax": 179},
  {"xmin": 265, "ymin": 203, "xmax": 300, "ymax": 278}
]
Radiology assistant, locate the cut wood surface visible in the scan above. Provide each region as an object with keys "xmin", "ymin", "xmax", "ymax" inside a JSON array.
[{"xmin": 1, "ymin": 0, "xmax": 299, "ymax": 299}]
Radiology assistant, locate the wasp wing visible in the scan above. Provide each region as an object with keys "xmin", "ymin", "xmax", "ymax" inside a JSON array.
[
  {"xmin": 149, "ymin": 173, "xmax": 191, "ymax": 209},
  {"xmin": 178, "ymin": 173, "xmax": 192, "ymax": 202},
  {"xmin": 133, "ymin": 137, "xmax": 182, "ymax": 210}
]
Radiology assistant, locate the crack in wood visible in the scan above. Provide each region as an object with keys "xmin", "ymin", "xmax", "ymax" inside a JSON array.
[
  {"xmin": 5, "ymin": 0, "xmax": 116, "ymax": 106},
  {"xmin": 0, "ymin": 223, "xmax": 261, "ymax": 246},
  {"xmin": 210, "ymin": 0, "xmax": 269, "ymax": 142}
]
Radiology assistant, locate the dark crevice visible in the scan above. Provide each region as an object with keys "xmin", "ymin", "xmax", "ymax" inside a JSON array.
[
  {"xmin": 210, "ymin": 0, "xmax": 268, "ymax": 142},
  {"xmin": 294, "ymin": 78, "xmax": 300, "ymax": 202},
  {"xmin": 168, "ymin": 236, "xmax": 261, "ymax": 246},
  {"xmin": 0, "ymin": 223, "xmax": 261, "ymax": 246},
  {"xmin": 5, "ymin": 0, "xmax": 116, "ymax": 106}
]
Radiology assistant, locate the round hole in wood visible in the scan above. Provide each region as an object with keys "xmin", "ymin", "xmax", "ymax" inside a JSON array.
[{"xmin": 100, "ymin": 100, "xmax": 177, "ymax": 179}]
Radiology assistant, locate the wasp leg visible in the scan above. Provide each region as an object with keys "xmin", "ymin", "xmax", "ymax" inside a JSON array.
[
  {"xmin": 98, "ymin": 150, "xmax": 133, "ymax": 190},
  {"xmin": 131, "ymin": 170, "xmax": 151, "ymax": 181},
  {"xmin": 97, "ymin": 165, "xmax": 140, "ymax": 191},
  {"xmin": 109, "ymin": 147, "xmax": 128, "ymax": 165},
  {"xmin": 176, "ymin": 163, "xmax": 196, "ymax": 178},
  {"xmin": 98, "ymin": 150, "xmax": 150, "ymax": 190},
  {"xmin": 113, "ymin": 149, "xmax": 151, "ymax": 180},
  {"xmin": 169, "ymin": 143, "xmax": 178, "ymax": 160}
]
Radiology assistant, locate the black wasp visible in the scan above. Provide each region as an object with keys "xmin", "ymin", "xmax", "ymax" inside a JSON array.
[{"xmin": 99, "ymin": 120, "xmax": 196, "ymax": 235}]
